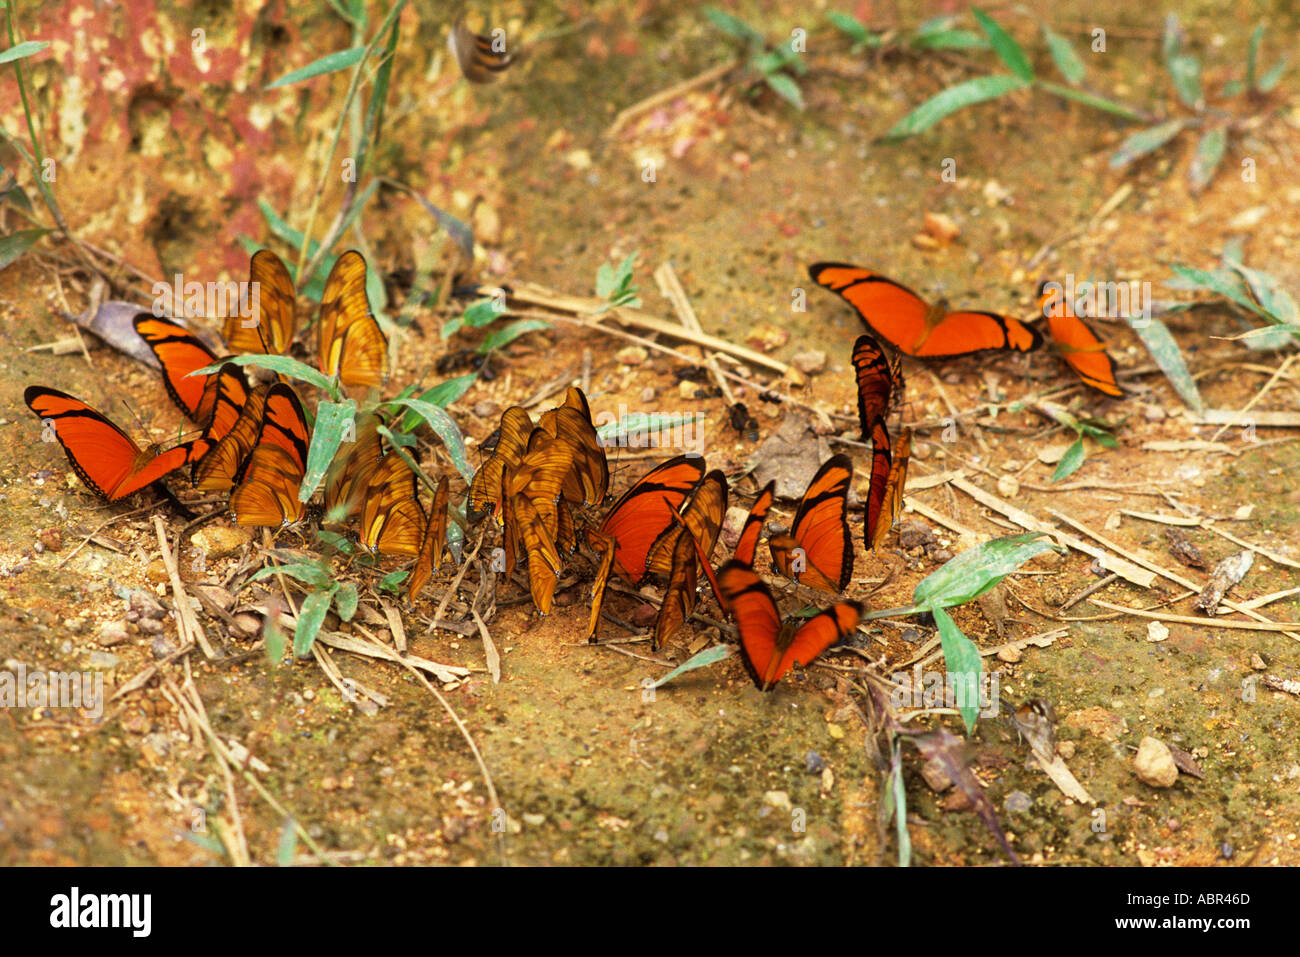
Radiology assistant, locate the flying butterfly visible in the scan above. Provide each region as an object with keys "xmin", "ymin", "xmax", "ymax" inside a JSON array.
[
  {"xmin": 1038, "ymin": 281, "xmax": 1124, "ymax": 397},
  {"xmin": 229, "ymin": 384, "xmax": 311, "ymax": 528},
  {"xmin": 24, "ymin": 386, "xmax": 208, "ymax": 502},
  {"xmin": 768, "ymin": 455, "xmax": 854, "ymax": 594},
  {"xmin": 719, "ymin": 561, "xmax": 862, "ymax": 691},
  {"xmin": 448, "ymin": 18, "xmax": 515, "ymax": 83},
  {"xmin": 810, "ymin": 262, "xmax": 1042, "ymax": 357},
  {"xmin": 318, "ymin": 250, "xmax": 389, "ymax": 390}
]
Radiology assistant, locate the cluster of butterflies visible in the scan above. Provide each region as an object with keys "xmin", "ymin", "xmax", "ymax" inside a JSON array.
[
  {"xmin": 24, "ymin": 249, "xmax": 453, "ymax": 604},
  {"xmin": 466, "ymin": 329, "xmax": 911, "ymax": 690},
  {"xmin": 809, "ymin": 263, "xmax": 1125, "ymax": 397}
]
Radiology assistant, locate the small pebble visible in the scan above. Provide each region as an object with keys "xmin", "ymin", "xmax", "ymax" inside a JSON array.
[
  {"xmin": 86, "ymin": 650, "xmax": 120, "ymax": 670},
  {"xmin": 151, "ymin": 636, "xmax": 177, "ymax": 659},
  {"xmin": 805, "ymin": 750, "xmax": 826, "ymax": 774},
  {"xmin": 98, "ymin": 621, "xmax": 129, "ymax": 646},
  {"xmin": 1134, "ymin": 736, "xmax": 1179, "ymax": 787},
  {"xmin": 473, "ymin": 401, "xmax": 497, "ymax": 418},
  {"xmin": 1004, "ymin": 790, "xmax": 1032, "ymax": 813},
  {"xmin": 791, "ymin": 350, "xmax": 826, "ymax": 375},
  {"xmin": 616, "ymin": 345, "xmax": 648, "ymax": 366},
  {"xmin": 639, "ymin": 386, "xmax": 656, "ymax": 403},
  {"xmin": 137, "ymin": 617, "xmax": 164, "ymax": 635}
]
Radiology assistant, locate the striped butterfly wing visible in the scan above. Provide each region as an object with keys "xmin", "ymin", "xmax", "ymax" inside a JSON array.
[
  {"xmin": 226, "ymin": 249, "xmax": 297, "ymax": 355},
  {"xmin": 133, "ymin": 314, "xmax": 228, "ymax": 426},
  {"xmin": 193, "ymin": 383, "xmax": 270, "ymax": 492},
  {"xmin": 652, "ymin": 527, "xmax": 699, "ymax": 652},
  {"xmin": 1039, "ymin": 284, "xmax": 1124, "ymax": 397},
  {"xmin": 467, "ymin": 406, "xmax": 533, "ymax": 523},
  {"xmin": 645, "ymin": 469, "xmax": 727, "ymax": 579},
  {"xmin": 599, "ymin": 454, "xmax": 706, "ymax": 585},
  {"xmin": 318, "ymin": 250, "xmax": 388, "ymax": 390},
  {"xmin": 408, "ymin": 475, "xmax": 450, "ymax": 604},
  {"xmin": 768, "ymin": 454, "xmax": 854, "ymax": 594}
]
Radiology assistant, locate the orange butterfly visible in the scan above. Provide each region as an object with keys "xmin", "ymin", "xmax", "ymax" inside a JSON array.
[
  {"xmin": 810, "ymin": 262, "xmax": 1042, "ymax": 357},
  {"xmin": 230, "ymin": 384, "xmax": 310, "ymax": 528},
  {"xmin": 133, "ymin": 314, "xmax": 233, "ymax": 427},
  {"xmin": 322, "ymin": 415, "xmax": 383, "ymax": 523},
  {"xmin": 507, "ymin": 491, "xmax": 562, "ymax": 614},
  {"xmin": 584, "ymin": 529, "xmax": 617, "ymax": 642},
  {"xmin": 768, "ymin": 455, "xmax": 854, "ymax": 594},
  {"xmin": 318, "ymin": 250, "xmax": 389, "ymax": 390},
  {"xmin": 718, "ymin": 561, "xmax": 862, "ymax": 691},
  {"xmin": 1038, "ymin": 282, "xmax": 1124, "ymax": 397},
  {"xmin": 864, "ymin": 418, "xmax": 911, "ymax": 551},
  {"xmin": 645, "ymin": 469, "xmax": 728, "ymax": 579},
  {"xmin": 851, "ymin": 334, "xmax": 902, "ymax": 437},
  {"xmin": 468, "ymin": 406, "xmax": 533, "ymax": 523},
  {"xmin": 225, "ymin": 249, "xmax": 298, "ymax": 356},
  {"xmin": 733, "ymin": 481, "xmax": 775, "ymax": 567},
  {"xmin": 408, "ymin": 474, "xmax": 450, "ymax": 604},
  {"xmin": 25, "ymin": 386, "xmax": 207, "ymax": 502},
  {"xmin": 359, "ymin": 452, "xmax": 426, "ymax": 557},
  {"xmin": 192, "ymin": 376, "xmax": 270, "ymax": 492},
  {"xmin": 653, "ymin": 525, "xmax": 700, "ymax": 651},
  {"xmin": 598, "ymin": 454, "xmax": 706, "ymax": 585}
]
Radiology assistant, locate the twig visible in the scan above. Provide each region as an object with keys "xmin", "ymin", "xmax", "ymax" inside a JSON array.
[
  {"xmin": 1089, "ymin": 599, "xmax": 1300, "ymax": 634},
  {"xmin": 607, "ymin": 60, "xmax": 740, "ymax": 137},
  {"xmin": 1060, "ymin": 573, "xmax": 1120, "ymax": 612},
  {"xmin": 1209, "ymin": 354, "xmax": 1296, "ymax": 443},
  {"xmin": 654, "ymin": 262, "xmax": 735, "ymax": 404},
  {"xmin": 432, "ymin": 525, "xmax": 486, "ymax": 633},
  {"xmin": 153, "ymin": 515, "xmax": 215, "ymax": 659}
]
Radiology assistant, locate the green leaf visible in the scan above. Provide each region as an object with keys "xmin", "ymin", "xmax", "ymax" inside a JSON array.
[
  {"xmin": 276, "ymin": 820, "xmax": 298, "ymax": 867},
  {"xmin": 973, "ymin": 8, "xmax": 1033, "ymax": 82},
  {"xmin": 764, "ymin": 71, "xmax": 805, "ymax": 109},
  {"xmin": 912, "ymin": 17, "xmax": 988, "ymax": 50},
  {"xmin": 299, "ymin": 398, "xmax": 356, "ymax": 502},
  {"xmin": 827, "ymin": 11, "xmax": 880, "ymax": 50},
  {"xmin": 465, "ymin": 297, "xmax": 506, "ymax": 329},
  {"xmin": 1257, "ymin": 56, "xmax": 1287, "ymax": 92},
  {"xmin": 0, "ymin": 227, "xmax": 50, "ymax": 270},
  {"xmin": 1125, "ymin": 313, "xmax": 1204, "ymax": 413},
  {"xmin": 1051, "ymin": 437, "xmax": 1086, "ymax": 482},
  {"xmin": 354, "ymin": 16, "xmax": 400, "ymax": 181},
  {"xmin": 398, "ymin": 374, "xmax": 477, "ymax": 431},
  {"xmin": 881, "ymin": 737, "xmax": 911, "ymax": 867},
  {"xmin": 334, "ymin": 582, "xmax": 358, "ymax": 622},
  {"xmin": 1037, "ymin": 81, "xmax": 1147, "ymax": 121},
  {"xmin": 702, "ymin": 7, "xmax": 763, "ymax": 46},
  {"xmin": 884, "ymin": 74, "xmax": 1029, "ymax": 140},
  {"xmin": 913, "ymin": 533, "xmax": 1058, "ymax": 610},
  {"xmin": 0, "ymin": 40, "xmax": 49, "ymax": 65},
  {"xmin": 248, "ymin": 561, "xmax": 332, "ymax": 588},
  {"xmin": 932, "ymin": 607, "xmax": 983, "ymax": 734},
  {"xmin": 377, "ymin": 569, "xmax": 407, "ymax": 593},
  {"xmin": 1187, "ymin": 127, "xmax": 1227, "ymax": 194},
  {"xmin": 651, "ymin": 644, "xmax": 732, "ymax": 689},
  {"xmin": 266, "ymin": 46, "xmax": 367, "ymax": 90},
  {"xmin": 384, "ymin": 397, "xmax": 473, "ymax": 482},
  {"xmin": 1166, "ymin": 264, "xmax": 1265, "ymax": 318},
  {"xmin": 1042, "ymin": 25, "xmax": 1084, "ymax": 85},
  {"xmin": 190, "ymin": 353, "xmax": 338, "ymax": 395},
  {"xmin": 1246, "ymin": 24, "xmax": 1263, "ymax": 91},
  {"xmin": 294, "ymin": 587, "xmax": 337, "ymax": 657},
  {"xmin": 264, "ymin": 612, "xmax": 286, "ymax": 664},
  {"xmin": 1109, "ymin": 119, "xmax": 1188, "ymax": 169},
  {"xmin": 1162, "ymin": 18, "xmax": 1201, "ymax": 108},
  {"xmin": 476, "ymin": 318, "xmax": 551, "ymax": 355}
]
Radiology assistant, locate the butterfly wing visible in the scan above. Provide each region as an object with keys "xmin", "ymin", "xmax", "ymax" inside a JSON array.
[
  {"xmin": 24, "ymin": 386, "xmax": 201, "ymax": 501},
  {"xmin": 1040, "ymin": 287, "xmax": 1124, "ymax": 396},
  {"xmin": 510, "ymin": 492, "xmax": 562, "ymax": 614},
  {"xmin": 258, "ymin": 383, "xmax": 310, "ymax": 474},
  {"xmin": 193, "ymin": 383, "xmax": 270, "ymax": 491},
  {"xmin": 408, "ymin": 475, "xmax": 450, "ymax": 603},
  {"xmin": 226, "ymin": 249, "xmax": 297, "ymax": 355},
  {"xmin": 133, "ymin": 314, "xmax": 227, "ymax": 425},
  {"xmin": 769, "ymin": 455, "xmax": 853, "ymax": 593},
  {"xmin": 770, "ymin": 602, "xmax": 862, "ymax": 688},
  {"xmin": 652, "ymin": 527, "xmax": 699, "ymax": 651},
  {"xmin": 318, "ymin": 250, "xmax": 388, "ymax": 390},
  {"xmin": 916, "ymin": 309, "xmax": 1042, "ymax": 357},
  {"xmin": 599, "ymin": 454, "xmax": 706, "ymax": 585},
  {"xmin": 468, "ymin": 406, "xmax": 533, "ymax": 523},
  {"xmin": 718, "ymin": 561, "xmax": 786, "ymax": 690},
  {"xmin": 865, "ymin": 420, "xmax": 911, "ymax": 550},
  {"xmin": 809, "ymin": 262, "xmax": 934, "ymax": 355},
  {"xmin": 585, "ymin": 529, "xmax": 617, "ymax": 643},
  {"xmin": 645, "ymin": 469, "xmax": 727, "ymax": 579},
  {"xmin": 230, "ymin": 444, "xmax": 306, "ymax": 527},
  {"xmin": 360, "ymin": 452, "xmax": 425, "ymax": 556},
  {"xmin": 851, "ymin": 334, "xmax": 898, "ymax": 438},
  {"xmin": 323, "ymin": 414, "xmax": 383, "ymax": 521},
  {"xmin": 733, "ymin": 481, "xmax": 775, "ymax": 567}
]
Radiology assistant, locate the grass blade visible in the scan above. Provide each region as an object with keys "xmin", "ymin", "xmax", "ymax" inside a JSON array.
[
  {"xmin": 1187, "ymin": 127, "xmax": 1227, "ymax": 194},
  {"xmin": 266, "ymin": 46, "xmax": 366, "ymax": 90},
  {"xmin": 1051, "ymin": 437, "xmax": 1086, "ymax": 482},
  {"xmin": 973, "ymin": 8, "xmax": 1034, "ymax": 82},
  {"xmin": 913, "ymin": 533, "xmax": 1058, "ymax": 610},
  {"xmin": 932, "ymin": 607, "xmax": 983, "ymax": 734},
  {"xmin": 884, "ymin": 74, "xmax": 1028, "ymax": 140},
  {"xmin": 299, "ymin": 398, "xmax": 357, "ymax": 502},
  {"xmin": 0, "ymin": 40, "xmax": 49, "ymax": 65},
  {"xmin": 476, "ymin": 318, "xmax": 551, "ymax": 355},
  {"xmin": 293, "ymin": 587, "xmax": 337, "ymax": 657},
  {"xmin": 1126, "ymin": 314, "xmax": 1203, "ymax": 413},
  {"xmin": 1037, "ymin": 81, "xmax": 1146, "ymax": 121},
  {"xmin": 651, "ymin": 644, "xmax": 732, "ymax": 689},
  {"xmin": 384, "ymin": 397, "xmax": 473, "ymax": 482},
  {"xmin": 1109, "ymin": 119, "xmax": 1188, "ymax": 169},
  {"xmin": 0, "ymin": 227, "xmax": 51, "ymax": 269},
  {"xmin": 1042, "ymin": 25, "xmax": 1084, "ymax": 84}
]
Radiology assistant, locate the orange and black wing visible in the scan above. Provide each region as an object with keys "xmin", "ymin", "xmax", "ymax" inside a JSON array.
[
  {"xmin": 864, "ymin": 419, "xmax": 911, "ymax": 550},
  {"xmin": 718, "ymin": 561, "xmax": 785, "ymax": 689},
  {"xmin": 810, "ymin": 262, "xmax": 1041, "ymax": 357},
  {"xmin": 585, "ymin": 529, "xmax": 616, "ymax": 643},
  {"xmin": 24, "ymin": 386, "xmax": 202, "ymax": 501},
  {"xmin": 193, "ymin": 383, "xmax": 270, "ymax": 492},
  {"xmin": 323, "ymin": 414, "xmax": 383, "ymax": 522},
  {"xmin": 360, "ymin": 452, "xmax": 425, "ymax": 557},
  {"xmin": 226, "ymin": 248, "xmax": 297, "ymax": 355},
  {"xmin": 200, "ymin": 362, "xmax": 254, "ymax": 445},
  {"xmin": 652, "ymin": 527, "xmax": 699, "ymax": 652},
  {"xmin": 133, "ymin": 314, "xmax": 229, "ymax": 425},
  {"xmin": 646, "ymin": 469, "xmax": 727, "ymax": 579},
  {"xmin": 230, "ymin": 444, "xmax": 305, "ymax": 528},
  {"xmin": 536, "ymin": 401, "xmax": 608, "ymax": 507},
  {"xmin": 599, "ymin": 454, "xmax": 706, "ymax": 585},
  {"xmin": 1039, "ymin": 284, "xmax": 1123, "ymax": 397},
  {"xmin": 510, "ymin": 492, "xmax": 562, "ymax": 614},
  {"xmin": 769, "ymin": 454, "xmax": 854, "ymax": 594},
  {"xmin": 468, "ymin": 406, "xmax": 533, "ymax": 523},
  {"xmin": 318, "ymin": 250, "xmax": 388, "ymax": 390},
  {"xmin": 773, "ymin": 601, "xmax": 862, "ymax": 688},
  {"xmin": 733, "ymin": 481, "xmax": 775, "ymax": 567},
  {"xmin": 408, "ymin": 474, "xmax": 450, "ymax": 603},
  {"xmin": 449, "ymin": 18, "xmax": 515, "ymax": 83},
  {"xmin": 851, "ymin": 334, "xmax": 900, "ymax": 439},
  {"xmin": 258, "ymin": 383, "xmax": 310, "ymax": 475}
]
